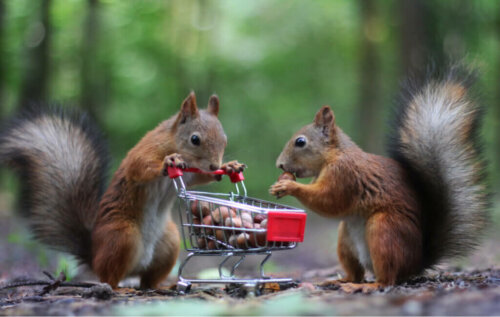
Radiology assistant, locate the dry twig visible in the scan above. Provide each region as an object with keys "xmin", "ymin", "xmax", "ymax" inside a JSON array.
[{"xmin": 0, "ymin": 271, "xmax": 98, "ymax": 295}]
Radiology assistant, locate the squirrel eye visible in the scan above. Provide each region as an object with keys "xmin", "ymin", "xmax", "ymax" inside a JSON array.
[
  {"xmin": 191, "ymin": 134, "xmax": 201, "ymax": 146},
  {"xmin": 295, "ymin": 137, "xmax": 306, "ymax": 148}
]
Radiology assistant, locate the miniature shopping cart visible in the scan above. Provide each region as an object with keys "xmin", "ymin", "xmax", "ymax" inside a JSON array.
[{"xmin": 167, "ymin": 167, "xmax": 307, "ymax": 293}]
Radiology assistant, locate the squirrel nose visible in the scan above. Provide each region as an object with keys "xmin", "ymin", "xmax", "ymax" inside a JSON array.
[
  {"xmin": 209, "ymin": 164, "xmax": 219, "ymax": 171},
  {"xmin": 278, "ymin": 163, "xmax": 285, "ymax": 170}
]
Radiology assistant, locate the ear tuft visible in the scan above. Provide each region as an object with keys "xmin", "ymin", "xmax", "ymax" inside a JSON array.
[
  {"xmin": 314, "ymin": 105, "xmax": 335, "ymax": 127},
  {"xmin": 208, "ymin": 94, "xmax": 219, "ymax": 117},
  {"xmin": 314, "ymin": 105, "xmax": 336, "ymax": 138},
  {"xmin": 179, "ymin": 91, "xmax": 199, "ymax": 123}
]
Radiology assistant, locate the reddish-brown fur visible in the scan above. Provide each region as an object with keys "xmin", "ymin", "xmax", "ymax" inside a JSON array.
[
  {"xmin": 337, "ymin": 221, "xmax": 364, "ymax": 283},
  {"xmin": 139, "ymin": 220, "xmax": 180, "ymax": 289},
  {"xmin": 90, "ymin": 92, "xmax": 244, "ymax": 289},
  {"xmin": 92, "ymin": 126, "xmax": 176, "ymax": 288},
  {"xmin": 272, "ymin": 74, "xmax": 489, "ymax": 291},
  {"xmin": 280, "ymin": 152, "xmax": 422, "ymax": 285},
  {"xmin": 271, "ymin": 106, "xmax": 423, "ymax": 287}
]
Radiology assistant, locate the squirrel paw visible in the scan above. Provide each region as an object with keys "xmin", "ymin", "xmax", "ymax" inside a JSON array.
[
  {"xmin": 163, "ymin": 153, "xmax": 187, "ymax": 173},
  {"xmin": 269, "ymin": 179, "xmax": 295, "ymax": 198},
  {"xmin": 339, "ymin": 282, "xmax": 383, "ymax": 294},
  {"xmin": 221, "ymin": 160, "xmax": 247, "ymax": 173},
  {"xmin": 114, "ymin": 287, "xmax": 137, "ymax": 295},
  {"xmin": 319, "ymin": 280, "xmax": 383, "ymax": 294}
]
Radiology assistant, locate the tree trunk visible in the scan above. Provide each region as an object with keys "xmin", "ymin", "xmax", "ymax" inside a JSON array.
[
  {"xmin": 356, "ymin": 0, "xmax": 381, "ymax": 153},
  {"xmin": 196, "ymin": 0, "xmax": 217, "ymax": 99},
  {"xmin": 496, "ymin": 9, "xmax": 500, "ymax": 192},
  {"xmin": 399, "ymin": 0, "xmax": 428, "ymax": 72},
  {"xmin": 18, "ymin": 0, "xmax": 51, "ymax": 108},
  {"xmin": 0, "ymin": 0, "xmax": 5, "ymax": 117},
  {"xmin": 399, "ymin": 0, "xmax": 452, "ymax": 73},
  {"xmin": 80, "ymin": 0, "xmax": 102, "ymax": 119}
]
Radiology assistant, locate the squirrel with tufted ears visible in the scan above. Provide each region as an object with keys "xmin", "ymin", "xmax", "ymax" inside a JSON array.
[
  {"xmin": 0, "ymin": 92, "xmax": 245, "ymax": 289},
  {"xmin": 270, "ymin": 67, "xmax": 489, "ymax": 292}
]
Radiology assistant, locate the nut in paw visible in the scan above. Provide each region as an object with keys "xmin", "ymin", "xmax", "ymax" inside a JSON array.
[
  {"xmin": 269, "ymin": 179, "xmax": 295, "ymax": 198},
  {"xmin": 221, "ymin": 160, "xmax": 247, "ymax": 173}
]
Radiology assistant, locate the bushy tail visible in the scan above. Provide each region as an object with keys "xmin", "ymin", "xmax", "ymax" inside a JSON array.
[
  {"xmin": 0, "ymin": 106, "xmax": 109, "ymax": 265},
  {"xmin": 389, "ymin": 66, "xmax": 490, "ymax": 268}
]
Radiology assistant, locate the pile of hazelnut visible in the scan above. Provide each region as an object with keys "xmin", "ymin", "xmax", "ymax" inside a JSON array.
[
  {"xmin": 189, "ymin": 172, "xmax": 297, "ymax": 250},
  {"xmin": 189, "ymin": 200, "xmax": 268, "ymax": 249}
]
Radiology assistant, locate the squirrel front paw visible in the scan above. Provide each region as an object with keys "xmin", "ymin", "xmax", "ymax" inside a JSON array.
[
  {"xmin": 269, "ymin": 179, "xmax": 296, "ymax": 198},
  {"xmin": 221, "ymin": 160, "xmax": 247, "ymax": 173},
  {"xmin": 163, "ymin": 153, "xmax": 187, "ymax": 175}
]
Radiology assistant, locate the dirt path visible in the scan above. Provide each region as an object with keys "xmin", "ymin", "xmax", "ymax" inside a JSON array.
[
  {"xmin": 1, "ymin": 213, "xmax": 499, "ymax": 315},
  {"xmin": 1, "ymin": 268, "xmax": 499, "ymax": 315}
]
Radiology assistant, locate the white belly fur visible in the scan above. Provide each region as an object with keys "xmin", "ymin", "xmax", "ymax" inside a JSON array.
[
  {"xmin": 135, "ymin": 174, "xmax": 193, "ymax": 271},
  {"xmin": 344, "ymin": 215, "xmax": 373, "ymax": 272}
]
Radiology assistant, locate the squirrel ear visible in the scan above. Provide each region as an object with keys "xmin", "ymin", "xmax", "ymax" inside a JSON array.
[
  {"xmin": 314, "ymin": 105, "xmax": 336, "ymax": 137},
  {"xmin": 179, "ymin": 91, "xmax": 199, "ymax": 123},
  {"xmin": 207, "ymin": 94, "xmax": 219, "ymax": 117}
]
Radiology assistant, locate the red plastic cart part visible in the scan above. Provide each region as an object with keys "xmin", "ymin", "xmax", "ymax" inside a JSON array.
[
  {"xmin": 266, "ymin": 211, "xmax": 307, "ymax": 242},
  {"xmin": 166, "ymin": 166, "xmax": 244, "ymax": 183}
]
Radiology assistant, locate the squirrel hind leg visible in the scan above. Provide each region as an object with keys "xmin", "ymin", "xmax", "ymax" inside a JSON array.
[
  {"xmin": 337, "ymin": 221, "xmax": 365, "ymax": 283},
  {"xmin": 366, "ymin": 212, "xmax": 423, "ymax": 285},
  {"xmin": 92, "ymin": 222, "xmax": 141, "ymax": 289},
  {"xmin": 320, "ymin": 221, "xmax": 367, "ymax": 289},
  {"xmin": 140, "ymin": 220, "xmax": 180, "ymax": 289}
]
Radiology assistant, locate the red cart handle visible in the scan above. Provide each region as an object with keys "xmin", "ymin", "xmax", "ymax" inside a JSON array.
[{"xmin": 166, "ymin": 166, "xmax": 244, "ymax": 183}]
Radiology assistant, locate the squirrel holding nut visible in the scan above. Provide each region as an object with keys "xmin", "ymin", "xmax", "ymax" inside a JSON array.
[
  {"xmin": 270, "ymin": 67, "xmax": 489, "ymax": 291},
  {"xmin": 0, "ymin": 92, "xmax": 245, "ymax": 289}
]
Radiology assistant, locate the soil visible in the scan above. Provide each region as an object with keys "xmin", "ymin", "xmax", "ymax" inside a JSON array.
[
  {"xmin": 0, "ymin": 268, "xmax": 499, "ymax": 315},
  {"xmin": 1, "ymin": 214, "xmax": 499, "ymax": 316}
]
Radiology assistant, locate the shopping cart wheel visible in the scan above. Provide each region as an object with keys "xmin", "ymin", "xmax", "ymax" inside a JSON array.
[
  {"xmin": 245, "ymin": 283, "xmax": 258, "ymax": 297},
  {"xmin": 279, "ymin": 281, "xmax": 299, "ymax": 290},
  {"xmin": 176, "ymin": 281, "xmax": 192, "ymax": 294}
]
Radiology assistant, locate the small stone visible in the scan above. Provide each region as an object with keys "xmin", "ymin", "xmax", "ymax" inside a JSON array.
[{"xmin": 82, "ymin": 284, "xmax": 113, "ymax": 300}]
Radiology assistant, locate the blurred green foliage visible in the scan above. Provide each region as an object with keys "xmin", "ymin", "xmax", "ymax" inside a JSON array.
[
  {"xmin": 1, "ymin": 0, "xmax": 499, "ymax": 204},
  {"xmin": 0, "ymin": 0, "xmax": 499, "ymax": 285},
  {"xmin": 0, "ymin": 6, "xmax": 498, "ymax": 314},
  {"xmin": 7, "ymin": 231, "xmax": 49, "ymax": 267},
  {"xmin": 54, "ymin": 255, "xmax": 78, "ymax": 281}
]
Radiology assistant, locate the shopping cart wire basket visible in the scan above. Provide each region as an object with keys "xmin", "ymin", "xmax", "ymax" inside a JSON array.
[{"xmin": 167, "ymin": 166, "xmax": 307, "ymax": 292}]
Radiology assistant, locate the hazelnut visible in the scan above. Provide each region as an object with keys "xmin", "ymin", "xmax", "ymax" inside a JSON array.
[{"xmin": 278, "ymin": 172, "xmax": 296, "ymax": 181}]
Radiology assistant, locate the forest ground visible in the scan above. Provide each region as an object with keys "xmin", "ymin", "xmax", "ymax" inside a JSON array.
[{"xmin": 1, "ymin": 213, "xmax": 499, "ymax": 316}]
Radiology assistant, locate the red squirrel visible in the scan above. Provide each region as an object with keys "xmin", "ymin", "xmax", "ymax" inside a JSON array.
[
  {"xmin": 0, "ymin": 92, "xmax": 245, "ymax": 289},
  {"xmin": 270, "ymin": 67, "xmax": 489, "ymax": 291}
]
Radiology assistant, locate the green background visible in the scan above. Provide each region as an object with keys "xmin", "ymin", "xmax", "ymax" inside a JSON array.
[{"xmin": 0, "ymin": 0, "xmax": 499, "ymax": 276}]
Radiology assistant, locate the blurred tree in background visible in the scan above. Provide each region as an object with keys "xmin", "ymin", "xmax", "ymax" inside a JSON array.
[{"xmin": 0, "ymin": 0, "xmax": 499, "ymax": 271}]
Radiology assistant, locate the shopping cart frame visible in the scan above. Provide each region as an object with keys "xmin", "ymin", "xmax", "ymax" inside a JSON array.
[{"xmin": 167, "ymin": 167, "xmax": 307, "ymax": 293}]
